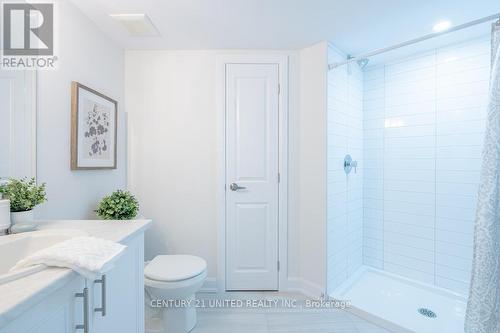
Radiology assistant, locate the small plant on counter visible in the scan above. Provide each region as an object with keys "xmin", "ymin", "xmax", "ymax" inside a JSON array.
[
  {"xmin": 1, "ymin": 178, "xmax": 46, "ymax": 212},
  {"xmin": 96, "ymin": 190, "xmax": 139, "ymax": 220}
]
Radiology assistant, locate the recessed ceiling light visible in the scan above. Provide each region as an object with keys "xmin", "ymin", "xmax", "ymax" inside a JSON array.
[
  {"xmin": 110, "ymin": 14, "xmax": 159, "ymax": 36},
  {"xmin": 433, "ymin": 21, "xmax": 452, "ymax": 33}
]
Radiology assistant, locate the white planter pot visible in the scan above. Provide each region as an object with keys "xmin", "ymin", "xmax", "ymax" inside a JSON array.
[
  {"xmin": 0, "ymin": 200, "xmax": 10, "ymax": 232},
  {"xmin": 10, "ymin": 210, "xmax": 34, "ymax": 225}
]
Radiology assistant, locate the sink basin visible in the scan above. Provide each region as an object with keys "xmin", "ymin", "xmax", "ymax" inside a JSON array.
[{"xmin": 0, "ymin": 229, "xmax": 88, "ymax": 285}]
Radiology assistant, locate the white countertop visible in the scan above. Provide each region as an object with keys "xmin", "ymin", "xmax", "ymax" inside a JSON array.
[{"xmin": 0, "ymin": 219, "xmax": 152, "ymax": 329}]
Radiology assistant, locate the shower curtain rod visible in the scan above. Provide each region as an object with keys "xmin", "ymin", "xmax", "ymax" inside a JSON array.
[{"xmin": 328, "ymin": 13, "xmax": 500, "ymax": 70}]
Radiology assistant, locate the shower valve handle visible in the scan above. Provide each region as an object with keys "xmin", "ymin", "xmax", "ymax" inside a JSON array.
[{"xmin": 344, "ymin": 155, "xmax": 358, "ymax": 175}]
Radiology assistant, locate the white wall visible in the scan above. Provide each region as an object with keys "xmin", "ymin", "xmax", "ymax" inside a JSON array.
[
  {"xmin": 125, "ymin": 50, "xmax": 304, "ymax": 283},
  {"xmin": 126, "ymin": 50, "xmax": 218, "ymax": 278},
  {"xmin": 297, "ymin": 42, "xmax": 328, "ymax": 295},
  {"xmin": 126, "ymin": 45, "xmax": 329, "ymax": 295},
  {"xmin": 36, "ymin": 0, "xmax": 126, "ymax": 219},
  {"xmin": 362, "ymin": 36, "xmax": 490, "ymax": 295},
  {"xmin": 327, "ymin": 44, "xmax": 364, "ymax": 294}
]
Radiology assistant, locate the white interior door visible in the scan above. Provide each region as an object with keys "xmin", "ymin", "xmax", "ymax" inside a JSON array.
[{"xmin": 225, "ymin": 63, "xmax": 280, "ymax": 291}]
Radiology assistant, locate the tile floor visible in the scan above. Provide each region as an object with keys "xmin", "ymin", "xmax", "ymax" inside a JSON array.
[
  {"xmin": 192, "ymin": 308, "xmax": 392, "ymax": 333},
  {"xmin": 147, "ymin": 292, "xmax": 393, "ymax": 333}
]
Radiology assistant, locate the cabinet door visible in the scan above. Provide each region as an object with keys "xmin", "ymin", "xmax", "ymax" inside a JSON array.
[
  {"xmin": 0, "ymin": 276, "xmax": 86, "ymax": 333},
  {"xmin": 92, "ymin": 234, "xmax": 144, "ymax": 333}
]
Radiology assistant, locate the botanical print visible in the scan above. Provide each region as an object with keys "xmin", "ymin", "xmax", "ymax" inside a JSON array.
[
  {"xmin": 71, "ymin": 81, "xmax": 117, "ymax": 170},
  {"xmin": 82, "ymin": 98, "xmax": 111, "ymax": 160}
]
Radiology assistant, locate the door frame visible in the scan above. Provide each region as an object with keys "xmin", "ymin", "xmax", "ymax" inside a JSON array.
[{"xmin": 216, "ymin": 54, "xmax": 289, "ymax": 292}]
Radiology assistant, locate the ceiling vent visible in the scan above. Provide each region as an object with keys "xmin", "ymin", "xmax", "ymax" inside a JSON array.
[{"xmin": 109, "ymin": 14, "xmax": 159, "ymax": 36}]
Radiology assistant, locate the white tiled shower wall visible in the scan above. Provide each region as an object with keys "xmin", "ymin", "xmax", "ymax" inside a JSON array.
[
  {"xmin": 362, "ymin": 36, "xmax": 490, "ymax": 295},
  {"xmin": 327, "ymin": 44, "xmax": 364, "ymax": 293}
]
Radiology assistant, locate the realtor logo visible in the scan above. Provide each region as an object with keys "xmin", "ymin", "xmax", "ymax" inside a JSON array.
[
  {"xmin": 1, "ymin": 2, "xmax": 57, "ymax": 69},
  {"xmin": 3, "ymin": 3, "xmax": 53, "ymax": 55}
]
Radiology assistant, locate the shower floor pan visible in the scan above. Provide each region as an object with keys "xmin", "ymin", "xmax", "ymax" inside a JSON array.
[{"xmin": 330, "ymin": 266, "xmax": 466, "ymax": 333}]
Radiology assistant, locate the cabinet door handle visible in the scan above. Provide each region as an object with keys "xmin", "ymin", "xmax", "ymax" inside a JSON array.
[
  {"xmin": 94, "ymin": 274, "xmax": 106, "ymax": 316},
  {"xmin": 75, "ymin": 287, "xmax": 89, "ymax": 333}
]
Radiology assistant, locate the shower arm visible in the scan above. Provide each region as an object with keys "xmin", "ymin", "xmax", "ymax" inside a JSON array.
[{"xmin": 328, "ymin": 13, "xmax": 500, "ymax": 70}]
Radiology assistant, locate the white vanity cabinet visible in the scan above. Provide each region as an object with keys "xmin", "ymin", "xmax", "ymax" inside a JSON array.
[
  {"xmin": 0, "ymin": 232, "xmax": 146, "ymax": 333},
  {"xmin": 0, "ymin": 275, "xmax": 87, "ymax": 333},
  {"xmin": 90, "ymin": 233, "xmax": 145, "ymax": 333}
]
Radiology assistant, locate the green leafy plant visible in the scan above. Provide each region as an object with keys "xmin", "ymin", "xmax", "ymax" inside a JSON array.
[
  {"xmin": 96, "ymin": 190, "xmax": 139, "ymax": 220},
  {"xmin": 0, "ymin": 178, "xmax": 46, "ymax": 212}
]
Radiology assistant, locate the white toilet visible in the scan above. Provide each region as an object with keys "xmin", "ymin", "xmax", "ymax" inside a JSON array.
[{"xmin": 145, "ymin": 255, "xmax": 207, "ymax": 333}]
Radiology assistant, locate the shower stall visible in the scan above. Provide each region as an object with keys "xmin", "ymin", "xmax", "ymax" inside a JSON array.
[{"xmin": 326, "ymin": 16, "xmax": 498, "ymax": 333}]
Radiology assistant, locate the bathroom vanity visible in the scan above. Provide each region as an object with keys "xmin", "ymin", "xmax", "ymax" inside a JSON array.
[{"xmin": 0, "ymin": 219, "xmax": 151, "ymax": 333}]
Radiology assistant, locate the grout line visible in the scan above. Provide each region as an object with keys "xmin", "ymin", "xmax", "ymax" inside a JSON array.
[
  {"xmin": 382, "ymin": 261, "xmax": 435, "ymax": 278},
  {"xmin": 364, "ymin": 238, "xmax": 474, "ymax": 259},
  {"xmin": 382, "ymin": 63, "xmax": 386, "ymax": 270},
  {"xmin": 433, "ymin": 48, "xmax": 438, "ymax": 286},
  {"xmin": 363, "ymin": 106, "xmax": 488, "ymax": 119}
]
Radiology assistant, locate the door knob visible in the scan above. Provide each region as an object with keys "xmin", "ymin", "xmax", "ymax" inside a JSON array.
[{"xmin": 230, "ymin": 183, "xmax": 247, "ymax": 191}]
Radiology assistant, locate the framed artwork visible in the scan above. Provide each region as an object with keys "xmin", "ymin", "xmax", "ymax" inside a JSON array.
[{"xmin": 71, "ymin": 81, "xmax": 117, "ymax": 170}]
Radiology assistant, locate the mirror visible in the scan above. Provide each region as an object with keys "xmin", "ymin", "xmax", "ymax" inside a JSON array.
[{"xmin": 0, "ymin": 69, "xmax": 36, "ymax": 180}]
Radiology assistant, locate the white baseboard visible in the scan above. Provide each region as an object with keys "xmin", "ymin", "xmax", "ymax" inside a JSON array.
[
  {"xmin": 287, "ymin": 277, "xmax": 324, "ymax": 299},
  {"xmin": 199, "ymin": 277, "xmax": 218, "ymax": 293},
  {"xmin": 198, "ymin": 277, "xmax": 324, "ymax": 299}
]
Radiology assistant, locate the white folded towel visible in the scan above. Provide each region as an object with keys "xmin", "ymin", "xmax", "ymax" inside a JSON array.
[{"xmin": 10, "ymin": 237, "xmax": 126, "ymax": 279}]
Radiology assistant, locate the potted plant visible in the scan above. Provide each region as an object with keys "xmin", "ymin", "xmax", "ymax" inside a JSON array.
[
  {"xmin": 96, "ymin": 190, "xmax": 139, "ymax": 220},
  {"xmin": 0, "ymin": 178, "xmax": 46, "ymax": 225}
]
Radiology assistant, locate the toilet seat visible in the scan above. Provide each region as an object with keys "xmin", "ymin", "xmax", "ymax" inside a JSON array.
[
  {"xmin": 145, "ymin": 255, "xmax": 207, "ymax": 282},
  {"xmin": 144, "ymin": 255, "xmax": 207, "ymax": 333},
  {"xmin": 144, "ymin": 255, "xmax": 207, "ymax": 299}
]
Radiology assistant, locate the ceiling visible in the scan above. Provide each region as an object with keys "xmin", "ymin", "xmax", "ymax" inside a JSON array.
[{"xmin": 70, "ymin": 0, "xmax": 500, "ymax": 55}]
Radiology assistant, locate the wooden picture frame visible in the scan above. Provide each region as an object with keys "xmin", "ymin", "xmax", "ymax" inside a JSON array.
[{"xmin": 71, "ymin": 81, "xmax": 118, "ymax": 170}]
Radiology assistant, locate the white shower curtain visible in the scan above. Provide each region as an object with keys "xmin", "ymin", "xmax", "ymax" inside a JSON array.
[{"xmin": 465, "ymin": 21, "xmax": 500, "ymax": 333}]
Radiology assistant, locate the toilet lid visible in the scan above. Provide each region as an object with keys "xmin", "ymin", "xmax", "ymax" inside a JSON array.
[{"xmin": 145, "ymin": 255, "xmax": 207, "ymax": 282}]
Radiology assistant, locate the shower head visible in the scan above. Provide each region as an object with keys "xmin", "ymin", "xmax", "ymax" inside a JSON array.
[{"xmin": 357, "ymin": 58, "xmax": 369, "ymax": 69}]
